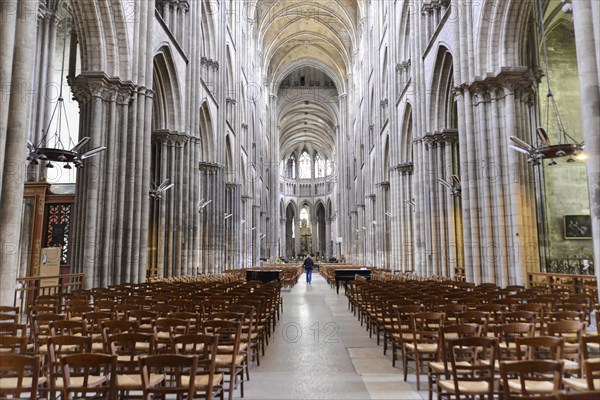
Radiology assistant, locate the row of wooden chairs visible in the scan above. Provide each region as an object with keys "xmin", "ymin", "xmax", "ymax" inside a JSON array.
[
  {"xmin": 0, "ymin": 334, "xmax": 223, "ymax": 400},
  {"xmin": 2, "ymin": 278, "xmax": 284, "ymax": 399},
  {"xmin": 345, "ymin": 278, "xmax": 599, "ymax": 398},
  {"xmin": 2, "ymin": 317, "xmax": 246, "ymax": 399}
]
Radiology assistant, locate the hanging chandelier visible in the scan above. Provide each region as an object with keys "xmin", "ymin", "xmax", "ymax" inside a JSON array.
[
  {"xmin": 508, "ymin": 0, "xmax": 585, "ymax": 166},
  {"xmin": 26, "ymin": 5, "xmax": 105, "ymax": 170}
]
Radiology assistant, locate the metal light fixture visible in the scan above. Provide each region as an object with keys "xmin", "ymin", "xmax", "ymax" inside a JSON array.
[
  {"xmin": 508, "ymin": 0, "xmax": 585, "ymax": 165},
  {"xmin": 438, "ymin": 175, "xmax": 461, "ymax": 197},
  {"xmin": 27, "ymin": 7, "xmax": 105, "ymax": 169},
  {"xmin": 198, "ymin": 198, "xmax": 212, "ymax": 212},
  {"xmin": 149, "ymin": 179, "xmax": 174, "ymax": 200}
]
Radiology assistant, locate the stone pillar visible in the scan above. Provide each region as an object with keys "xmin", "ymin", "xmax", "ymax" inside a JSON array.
[
  {"xmin": 30, "ymin": 6, "xmax": 57, "ymax": 183},
  {"xmin": 0, "ymin": 0, "xmax": 39, "ymax": 306},
  {"xmin": 252, "ymin": 204, "xmax": 260, "ymax": 266},
  {"xmin": 294, "ymin": 218, "xmax": 301, "ymax": 258},
  {"xmin": 311, "ymin": 217, "xmax": 317, "ymax": 255},
  {"xmin": 279, "ymin": 218, "xmax": 286, "ymax": 259},
  {"xmin": 326, "ymin": 216, "xmax": 333, "ymax": 260},
  {"xmin": 268, "ymin": 95, "xmax": 280, "ymax": 261},
  {"xmin": 572, "ymin": 0, "xmax": 600, "ymax": 301},
  {"xmin": 0, "ymin": 0, "xmax": 18, "ymax": 193},
  {"xmin": 69, "ymin": 76, "xmax": 140, "ymax": 288}
]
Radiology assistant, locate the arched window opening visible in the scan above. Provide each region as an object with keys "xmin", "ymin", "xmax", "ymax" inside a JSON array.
[
  {"xmin": 287, "ymin": 154, "xmax": 296, "ymax": 179},
  {"xmin": 326, "ymin": 160, "xmax": 334, "ymax": 176},
  {"xmin": 300, "ymin": 207, "xmax": 309, "ymax": 223},
  {"xmin": 315, "ymin": 152, "xmax": 325, "ymax": 178},
  {"xmin": 299, "ymin": 151, "xmax": 311, "ymax": 179}
]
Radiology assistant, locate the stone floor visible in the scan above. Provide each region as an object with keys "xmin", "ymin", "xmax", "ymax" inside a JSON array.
[{"xmin": 241, "ymin": 272, "xmax": 427, "ymax": 400}]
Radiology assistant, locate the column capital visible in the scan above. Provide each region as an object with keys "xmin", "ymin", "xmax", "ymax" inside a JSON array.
[{"xmin": 199, "ymin": 161, "xmax": 221, "ymax": 173}]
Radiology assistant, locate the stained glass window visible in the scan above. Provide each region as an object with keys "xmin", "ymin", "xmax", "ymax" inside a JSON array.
[
  {"xmin": 315, "ymin": 153, "xmax": 325, "ymax": 178},
  {"xmin": 299, "ymin": 151, "xmax": 311, "ymax": 179}
]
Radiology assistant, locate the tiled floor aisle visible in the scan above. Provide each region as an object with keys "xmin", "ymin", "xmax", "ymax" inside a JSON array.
[{"xmin": 241, "ymin": 272, "xmax": 425, "ymax": 400}]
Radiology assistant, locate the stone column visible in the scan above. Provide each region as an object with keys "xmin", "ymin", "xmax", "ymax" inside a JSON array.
[
  {"xmin": 294, "ymin": 218, "xmax": 301, "ymax": 258},
  {"xmin": 69, "ymin": 76, "xmax": 141, "ymax": 288},
  {"xmin": 0, "ymin": 0, "xmax": 18, "ymax": 193},
  {"xmin": 0, "ymin": 0, "xmax": 39, "ymax": 306},
  {"xmin": 311, "ymin": 217, "xmax": 317, "ymax": 255},
  {"xmin": 279, "ymin": 218, "xmax": 286, "ymax": 259},
  {"xmin": 326, "ymin": 216, "xmax": 333, "ymax": 260},
  {"xmin": 572, "ymin": 0, "xmax": 600, "ymax": 300}
]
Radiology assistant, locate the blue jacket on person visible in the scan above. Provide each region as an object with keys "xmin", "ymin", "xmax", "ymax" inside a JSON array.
[{"xmin": 303, "ymin": 256, "xmax": 314, "ymax": 270}]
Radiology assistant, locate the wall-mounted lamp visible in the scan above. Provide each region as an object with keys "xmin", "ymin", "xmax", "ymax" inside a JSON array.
[{"xmin": 198, "ymin": 199, "xmax": 212, "ymax": 212}]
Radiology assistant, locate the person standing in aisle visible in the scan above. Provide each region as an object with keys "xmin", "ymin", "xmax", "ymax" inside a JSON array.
[{"xmin": 303, "ymin": 254, "xmax": 314, "ymax": 283}]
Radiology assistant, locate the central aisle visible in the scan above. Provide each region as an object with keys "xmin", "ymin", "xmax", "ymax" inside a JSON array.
[{"xmin": 242, "ymin": 272, "xmax": 424, "ymax": 400}]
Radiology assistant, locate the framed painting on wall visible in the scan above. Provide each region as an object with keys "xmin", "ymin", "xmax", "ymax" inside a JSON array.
[{"xmin": 563, "ymin": 215, "xmax": 592, "ymax": 239}]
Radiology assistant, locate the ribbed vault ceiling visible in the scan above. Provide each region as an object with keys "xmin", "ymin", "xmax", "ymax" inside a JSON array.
[{"xmin": 255, "ymin": 0, "xmax": 362, "ymax": 163}]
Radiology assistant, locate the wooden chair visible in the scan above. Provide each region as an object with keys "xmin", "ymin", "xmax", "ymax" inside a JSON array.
[
  {"xmin": 65, "ymin": 303, "xmax": 93, "ymax": 322},
  {"xmin": 515, "ymin": 336, "xmax": 564, "ymax": 362},
  {"xmin": 237, "ymin": 299, "xmax": 267, "ymax": 357},
  {"xmin": 60, "ymin": 353, "xmax": 118, "ymax": 399},
  {"xmin": 548, "ymin": 311, "xmax": 585, "ymax": 323},
  {"xmin": 153, "ymin": 303, "xmax": 178, "ymax": 317},
  {"xmin": 435, "ymin": 304, "xmax": 467, "ymax": 325},
  {"xmin": 500, "ymin": 360, "xmax": 563, "ymax": 400},
  {"xmin": 173, "ymin": 333, "xmax": 224, "ymax": 400},
  {"xmin": 558, "ymin": 390, "xmax": 600, "ymax": 400},
  {"xmin": 0, "ymin": 322, "xmax": 26, "ymax": 337},
  {"xmin": 109, "ymin": 332, "xmax": 163, "ymax": 398},
  {"xmin": 203, "ymin": 320, "xmax": 243, "ymax": 400},
  {"xmin": 563, "ymin": 359, "xmax": 600, "ymax": 392},
  {"xmin": 403, "ymin": 311, "xmax": 445, "ymax": 390},
  {"xmin": 0, "ymin": 354, "xmax": 46, "ymax": 399},
  {"xmin": 547, "ymin": 320, "xmax": 586, "ymax": 377},
  {"xmin": 429, "ymin": 323, "xmax": 480, "ymax": 400},
  {"xmin": 168, "ymin": 311, "xmax": 202, "ymax": 334},
  {"xmin": 504, "ymin": 311, "xmax": 538, "ymax": 327},
  {"xmin": 140, "ymin": 354, "xmax": 198, "ymax": 400},
  {"xmin": 31, "ymin": 313, "xmax": 65, "ymax": 354},
  {"xmin": 229, "ymin": 304, "xmax": 259, "ymax": 368},
  {"xmin": 152, "ymin": 317, "xmax": 190, "ymax": 353},
  {"xmin": 0, "ymin": 334, "xmax": 29, "ymax": 355},
  {"xmin": 494, "ymin": 323, "xmax": 536, "ymax": 362},
  {"xmin": 126, "ymin": 309, "xmax": 157, "ymax": 334},
  {"xmin": 50, "ymin": 319, "xmax": 87, "ymax": 337},
  {"xmin": 82, "ymin": 311, "xmax": 113, "ymax": 352},
  {"xmin": 391, "ymin": 304, "xmax": 423, "ymax": 368},
  {"xmin": 101, "ymin": 319, "xmax": 140, "ymax": 352},
  {"xmin": 114, "ymin": 303, "xmax": 141, "ymax": 320},
  {"xmin": 0, "ymin": 306, "xmax": 19, "ymax": 323},
  {"xmin": 47, "ymin": 335, "xmax": 93, "ymax": 400},
  {"xmin": 437, "ymin": 337, "xmax": 498, "ymax": 400},
  {"xmin": 457, "ymin": 311, "xmax": 490, "ymax": 336}
]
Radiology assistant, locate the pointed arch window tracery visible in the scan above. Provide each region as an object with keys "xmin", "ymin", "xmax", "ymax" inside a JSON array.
[{"xmin": 299, "ymin": 151, "xmax": 311, "ymax": 179}]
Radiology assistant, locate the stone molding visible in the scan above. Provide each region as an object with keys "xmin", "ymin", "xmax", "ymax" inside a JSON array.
[
  {"xmin": 393, "ymin": 162, "xmax": 414, "ymax": 175},
  {"xmin": 152, "ymin": 129, "xmax": 190, "ymax": 145},
  {"xmin": 68, "ymin": 73, "xmax": 136, "ymax": 104}
]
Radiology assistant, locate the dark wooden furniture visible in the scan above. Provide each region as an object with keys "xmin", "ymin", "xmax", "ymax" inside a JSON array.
[
  {"xmin": 245, "ymin": 270, "xmax": 281, "ymax": 283},
  {"xmin": 335, "ymin": 269, "xmax": 371, "ymax": 294}
]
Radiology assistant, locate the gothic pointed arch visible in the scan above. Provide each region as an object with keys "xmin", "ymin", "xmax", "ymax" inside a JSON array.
[
  {"xmin": 70, "ymin": 0, "xmax": 131, "ymax": 78},
  {"xmin": 152, "ymin": 45, "xmax": 182, "ymax": 131},
  {"xmin": 199, "ymin": 102, "xmax": 214, "ymax": 161}
]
